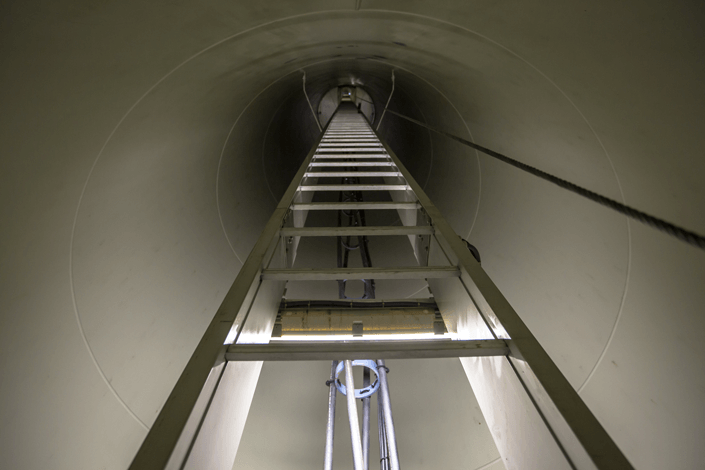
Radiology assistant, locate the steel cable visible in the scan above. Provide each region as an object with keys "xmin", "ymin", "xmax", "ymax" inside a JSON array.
[{"xmin": 384, "ymin": 108, "xmax": 705, "ymax": 251}]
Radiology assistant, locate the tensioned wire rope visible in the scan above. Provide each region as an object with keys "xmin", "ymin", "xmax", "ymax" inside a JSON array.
[{"xmin": 379, "ymin": 108, "xmax": 705, "ymax": 250}]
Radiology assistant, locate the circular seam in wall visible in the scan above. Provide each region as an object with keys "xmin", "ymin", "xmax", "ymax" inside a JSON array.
[
  {"xmin": 218, "ymin": 56, "xmax": 397, "ymax": 256},
  {"xmin": 67, "ymin": 8, "xmax": 630, "ymax": 431},
  {"xmin": 365, "ymin": 58, "xmax": 483, "ymax": 237},
  {"xmin": 391, "ymin": 83, "xmax": 435, "ymax": 190},
  {"xmin": 67, "ymin": 9, "xmax": 357, "ymax": 431},
  {"xmin": 216, "ymin": 71, "xmax": 307, "ymax": 264},
  {"xmin": 66, "ymin": 27, "xmax": 484, "ymax": 430},
  {"xmin": 475, "ymin": 457, "xmax": 502, "ymax": 470},
  {"xmin": 224, "ymin": 61, "xmax": 503, "ymax": 470},
  {"xmin": 217, "ymin": 60, "xmax": 358, "ymax": 259},
  {"xmin": 258, "ymin": 80, "xmax": 332, "ymax": 205},
  {"xmin": 216, "ymin": 55, "xmax": 447, "ymax": 277},
  {"xmin": 365, "ymin": 9, "xmax": 632, "ymax": 392},
  {"xmin": 260, "ymin": 98, "xmax": 292, "ymax": 205},
  {"xmin": 246, "ymin": 54, "xmax": 452, "ymax": 223},
  {"xmin": 404, "ymin": 284, "xmax": 430, "ymax": 298},
  {"xmin": 377, "ymin": 82, "xmax": 435, "ymax": 232}
]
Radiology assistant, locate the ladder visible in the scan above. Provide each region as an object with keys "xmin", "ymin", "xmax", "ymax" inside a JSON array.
[{"xmin": 129, "ymin": 104, "xmax": 633, "ymax": 470}]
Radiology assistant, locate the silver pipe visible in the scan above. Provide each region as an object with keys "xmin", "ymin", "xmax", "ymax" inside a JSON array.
[
  {"xmin": 345, "ymin": 360, "xmax": 365, "ymax": 470},
  {"xmin": 376, "ymin": 360, "xmax": 400, "ymax": 470},
  {"xmin": 323, "ymin": 360, "xmax": 338, "ymax": 470},
  {"xmin": 362, "ymin": 368, "xmax": 371, "ymax": 470},
  {"xmin": 377, "ymin": 392, "xmax": 389, "ymax": 470}
]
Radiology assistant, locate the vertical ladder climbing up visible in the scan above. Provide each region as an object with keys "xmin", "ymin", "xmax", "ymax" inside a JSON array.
[
  {"xmin": 267, "ymin": 104, "xmax": 449, "ymax": 287},
  {"xmin": 292, "ymin": 104, "xmax": 431, "ymax": 470},
  {"xmin": 128, "ymin": 104, "xmax": 634, "ymax": 470}
]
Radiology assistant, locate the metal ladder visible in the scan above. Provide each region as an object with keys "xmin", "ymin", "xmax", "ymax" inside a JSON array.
[
  {"xmin": 129, "ymin": 104, "xmax": 633, "ymax": 470},
  {"xmin": 284, "ymin": 104, "xmax": 443, "ymax": 470}
]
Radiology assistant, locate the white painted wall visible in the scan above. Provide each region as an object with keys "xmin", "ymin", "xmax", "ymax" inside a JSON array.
[{"xmin": 1, "ymin": 1, "xmax": 703, "ymax": 469}]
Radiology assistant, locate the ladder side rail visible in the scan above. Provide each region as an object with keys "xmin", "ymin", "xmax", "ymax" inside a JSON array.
[
  {"xmin": 349, "ymin": 111, "xmax": 427, "ymax": 265},
  {"xmin": 166, "ymin": 233, "xmax": 287, "ymax": 470},
  {"xmin": 288, "ymin": 173, "xmax": 318, "ymax": 268},
  {"xmin": 373, "ymin": 130, "xmax": 633, "ymax": 469},
  {"xmin": 128, "ymin": 112, "xmax": 333, "ymax": 470},
  {"xmin": 382, "ymin": 172, "xmax": 429, "ymax": 266}
]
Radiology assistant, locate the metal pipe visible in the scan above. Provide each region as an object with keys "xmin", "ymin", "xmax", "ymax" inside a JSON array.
[
  {"xmin": 377, "ymin": 392, "xmax": 389, "ymax": 470},
  {"xmin": 323, "ymin": 360, "xmax": 338, "ymax": 470},
  {"xmin": 362, "ymin": 368, "xmax": 371, "ymax": 470},
  {"xmin": 376, "ymin": 360, "xmax": 400, "ymax": 470},
  {"xmin": 345, "ymin": 360, "xmax": 365, "ymax": 470}
]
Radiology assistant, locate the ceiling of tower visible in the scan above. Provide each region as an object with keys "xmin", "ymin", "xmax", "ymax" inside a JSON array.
[{"xmin": 1, "ymin": 1, "xmax": 704, "ymax": 469}]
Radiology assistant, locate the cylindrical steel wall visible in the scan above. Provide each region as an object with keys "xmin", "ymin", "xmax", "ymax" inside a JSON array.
[{"xmin": 1, "ymin": 3, "xmax": 704, "ymax": 470}]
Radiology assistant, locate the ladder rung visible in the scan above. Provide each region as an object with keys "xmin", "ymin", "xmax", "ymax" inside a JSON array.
[
  {"xmin": 322, "ymin": 141, "xmax": 375, "ymax": 143},
  {"xmin": 309, "ymin": 162, "xmax": 395, "ymax": 167},
  {"xmin": 224, "ymin": 339, "xmax": 510, "ymax": 361},
  {"xmin": 279, "ymin": 298, "xmax": 436, "ymax": 309},
  {"xmin": 291, "ymin": 202, "xmax": 421, "ymax": 210},
  {"xmin": 321, "ymin": 142, "xmax": 379, "ymax": 145},
  {"xmin": 313, "ymin": 154, "xmax": 389, "ymax": 159},
  {"xmin": 316, "ymin": 148, "xmax": 385, "ymax": 152},
  {"xmin": 280, "ymin": 226, "xmax": 433, "ymax": 237},
  {"xmin": 319, "ymin": 143, "xmax": 382, "ymax": 147},
  {"xmin": 298, "ymin": 184, "xmax": 409, "ymax": 191},
  {"xmin": 322, "ymin": 138, "xmax": 378, "ymax": 141},
  {"xmin": 304, "ymin": 172, "xmax": 401, "ymax": 177},
  {"xmin": 261, "ymin": 266, "xmax": 460, "ymax": 281},
  {"xmin": 324, "ymin": 134, "xmax": 374, "ymax": 137}
]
